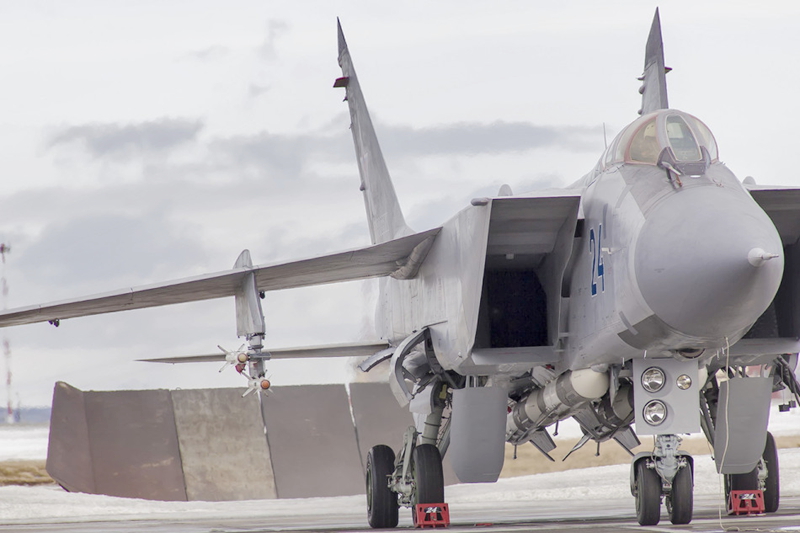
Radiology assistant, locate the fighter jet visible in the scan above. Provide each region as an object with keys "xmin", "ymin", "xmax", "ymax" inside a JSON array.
[{"xmin": 1, "ymin": 8, "xmax": 798, "ymax": 527}]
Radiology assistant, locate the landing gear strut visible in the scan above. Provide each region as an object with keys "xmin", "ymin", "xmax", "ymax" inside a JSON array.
[
  {"xmin": 365, "ymin": 378, "xmax": 450, "ymax": 529},
  {"xmin": 631, "ymin": 434, "xmax": 694, "ymax": 526}
]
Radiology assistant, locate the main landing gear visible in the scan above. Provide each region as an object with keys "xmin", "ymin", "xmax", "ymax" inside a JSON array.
[
  {"xmin": 367, "ymin": 385, "xmax": 449, "ymax": 528},
  {"xmin": 724, "ymin": 431, "xmax": 780, "ymax": 513},
  {"xmin": 631, "ymin": 434, "xmax": 694, "ymax": 526},
  {"xmin": 366, "ymin": 421, "xmax": 447, "ymax": 528}
]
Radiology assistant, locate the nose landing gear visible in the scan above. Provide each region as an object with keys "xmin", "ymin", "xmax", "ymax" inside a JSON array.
[{"xmin": 631, "ymin": 434, "xmax": 694, "ymax": 526}]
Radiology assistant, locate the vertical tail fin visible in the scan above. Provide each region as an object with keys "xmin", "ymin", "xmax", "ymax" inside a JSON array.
[
  {"xmin": 336, "ymin": 20, "xmax": 412, "ymax": 244},
  {"xmin": 638, "ymin": 8, "xmax": 670, "ymax": 115}
]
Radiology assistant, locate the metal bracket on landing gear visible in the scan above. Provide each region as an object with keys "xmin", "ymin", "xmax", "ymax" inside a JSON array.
[
  {"xmin": 391, "ymin": 426, "xmax": 419, "ymax": 507},
  {"xmin": 389, "ymin": 327, "xmax": 462, "ymax": 408},
  {"xmin": 653, "ymin": 434, "xmax": 685, "ymax": 488},
  {"xmin": 630, "ymin": 434, "xmax": 693, "ymax": 494},
  {"xmin": 389, "ymin": 329, "xmax": 431, "ymax": 407}
]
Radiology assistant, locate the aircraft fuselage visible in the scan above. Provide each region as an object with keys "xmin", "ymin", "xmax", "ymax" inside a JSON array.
[{"xmin": 378, "ymin": 109, "xmax": 784, "ymax": 382}]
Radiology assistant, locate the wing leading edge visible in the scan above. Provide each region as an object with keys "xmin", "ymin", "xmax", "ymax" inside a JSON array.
[
  {"xmin": 140, "ymin": 340, "xmax": 393, "ymax": 364},
  {"xmin": 0, "ymin": 228, "xmax": 440, "ymax": 328}
]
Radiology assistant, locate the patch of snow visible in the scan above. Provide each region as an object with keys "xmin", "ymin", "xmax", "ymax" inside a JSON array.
[{"xmin": 0, "ymin": 425, "xmax": 48, "ymax": 461}]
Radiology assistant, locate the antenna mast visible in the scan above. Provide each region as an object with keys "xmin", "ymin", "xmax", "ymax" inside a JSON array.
[{"xmin": 0, "ymin": 244, "xmax": 12, "ymax": 424}]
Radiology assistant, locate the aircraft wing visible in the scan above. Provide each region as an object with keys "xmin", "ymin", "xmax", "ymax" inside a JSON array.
[
  {"xmin": 0, "ymin": 227, "xmax": 440, "ymax": 328},
  {"xmin": 140, "ymin": 340, "xmax": 392, "ymax": 364}
]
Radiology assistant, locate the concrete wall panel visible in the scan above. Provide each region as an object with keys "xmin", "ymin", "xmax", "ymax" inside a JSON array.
[
  {"xmin": 46, "ymin": 382, "xmax": 94, "ymax": 494},
  {"xmin": 172, "ymin": 388, "xmax": 277, "ymax": 501},
  {"xmin": 261, "ymin": 384, "xmax": 364, "ymax": 498},
  {"xmin": 84, "ymin": 389, "xmax": 187, "ymax": 501},
  {"xmin": 49, "ymin": 382, "xmax": 452, "ymax": 501}
]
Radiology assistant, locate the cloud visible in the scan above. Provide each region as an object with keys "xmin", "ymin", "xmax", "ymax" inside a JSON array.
[
  {"xmin": 405, "ymin": 173, "xmax": 568, "ymax": 231},
  {"xmin": 43, "ymin": 115, "xmax": 597, "ymax": 181},
  {"xmin": 248, "ymin": 83, "xmax": 271, "ymax": 98},
  {"xmin": 183, "ymin": 45, "xmax": 229, "ymax": 62},
  {"xmin": 48, "ymin": 118, "xmax": 204, "ymax": 160},
  {"xmin": 379, "ymin": 121, "xmax": 601, "ymax": 157},
  {"xmin": 15, "ymin": 211, "xmax": 207, "ymax": 289},
  {"xmin": 21, "ymin": 114, "xmax": 598, "ymax": 298},
  {"xmin": 258, "ymin": 19, "xmax": 289, "ymax": 61}
]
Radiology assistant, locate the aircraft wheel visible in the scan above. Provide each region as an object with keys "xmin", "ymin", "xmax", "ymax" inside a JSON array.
[
  {"xmin": 667, "ymin": 465, "xmax": 693, "ymax": 524},
  {"xmin": 366, "ymin": 445, "xmax": 398, "ymax": 528},
  {"xmin": 635, "ymin": 461, "xmax": 661, "ymax": 526},
  {"xmin": 725, "ymin": 468, "xmax": 759, "ymax": 500},
  {"xmin": 763, "ymin": 431, "xmax": 780, "ymax": 513},
  {"xmin": 412, "ymin": 443, "xmax": 445, "ymax": 505}
]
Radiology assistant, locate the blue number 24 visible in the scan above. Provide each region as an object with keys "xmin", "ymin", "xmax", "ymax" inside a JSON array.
[{"xmin": 589, "ymin": 225, "xmax": 605, "ymax": 296}]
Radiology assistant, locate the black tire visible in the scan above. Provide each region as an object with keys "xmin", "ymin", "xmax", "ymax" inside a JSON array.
[
  {"xmin": 667, "ymin": 465, "xmax": 693, "ymax": 525},
  {"xmin": 366, "ymin": 445, "xmax": 398, "ymax": 528},
  {"xmin": 635, "ymin": 460, "xmax": 661, "ymax": 526},
  {"xmin": 763, "ymin": 431, "xmax": 780, "ymax": 513},
  {"xmin": 725, "ymin": 468, "xmax": 759, "ymax": 500},
  {"xmin": 412, "ymin": 444, "xmax": 445, "ymax": 505}
]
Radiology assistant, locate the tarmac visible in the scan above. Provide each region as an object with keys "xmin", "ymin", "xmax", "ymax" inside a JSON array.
[{"xmin": 5, "ymin": 494, "xmax": 800, "ymax": 532}]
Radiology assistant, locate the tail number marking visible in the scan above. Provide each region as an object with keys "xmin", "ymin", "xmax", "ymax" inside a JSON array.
[{"xmin": 590, "ymin": 225, "xmax": 605, "ymax": 296}]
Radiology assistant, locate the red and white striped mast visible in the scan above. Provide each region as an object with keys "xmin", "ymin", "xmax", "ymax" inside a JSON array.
[{"xmin": 0, "ymin": 243, "xmax": 12, "ymax": 424}]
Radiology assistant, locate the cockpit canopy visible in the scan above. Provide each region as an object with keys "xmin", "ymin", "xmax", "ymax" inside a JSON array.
[{"xmin": 604, "ymin": 110, "xmax": 718, "ymax": 170}]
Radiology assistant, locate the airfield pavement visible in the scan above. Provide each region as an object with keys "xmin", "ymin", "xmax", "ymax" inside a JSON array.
[{"xmin": 2, "ymin": 403, "xmax": 800, "ymax": 531}]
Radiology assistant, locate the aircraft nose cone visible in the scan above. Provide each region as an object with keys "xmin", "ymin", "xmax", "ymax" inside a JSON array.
[{"xmin": 635, "ymin": 187, "xmax": 783, "ymax": 340}]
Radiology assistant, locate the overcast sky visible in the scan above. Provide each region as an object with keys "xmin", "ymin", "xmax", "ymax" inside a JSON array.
[{"xmin": 0, "ymin": 1, "xmax": 798, "ymax": 406}]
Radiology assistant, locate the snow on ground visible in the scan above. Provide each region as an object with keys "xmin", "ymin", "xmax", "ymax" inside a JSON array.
[
  {"xmin": 767, "ymin": 400, "xmax": 800, "ymax": 437},
  {"xmin": 0, "ymin": 483, "xmax": 367, "ymax": 523},
  {"xmin": 0, "ymin": 425, "xmax": 48, "ymax": 461}
]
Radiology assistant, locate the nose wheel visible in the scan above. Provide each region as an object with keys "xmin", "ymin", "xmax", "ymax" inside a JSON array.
[
  {"xmin": 632, "ymin": 434, "xmax": 694, "ymax": 526},
  {"xmin": 666, "ymin": 463, "xmax": 693, "ymax": 524},
  {"xmin": 635, "ymin": 460, "xmax": 661, "ymax": 526}
]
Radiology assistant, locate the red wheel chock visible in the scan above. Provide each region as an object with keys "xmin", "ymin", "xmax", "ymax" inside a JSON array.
[
  {"xmin": 728, "ymin": 490, "xmax": 765, "ymax": 515},
  {"xmin": 413, "ymin": 503, "xmax": 450, "ymax": 528}
]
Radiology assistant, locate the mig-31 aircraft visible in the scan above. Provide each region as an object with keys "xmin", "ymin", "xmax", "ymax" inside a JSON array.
[{"xmin": 2, "ymin": 8, "xmax": 800, "ymax": 528}]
